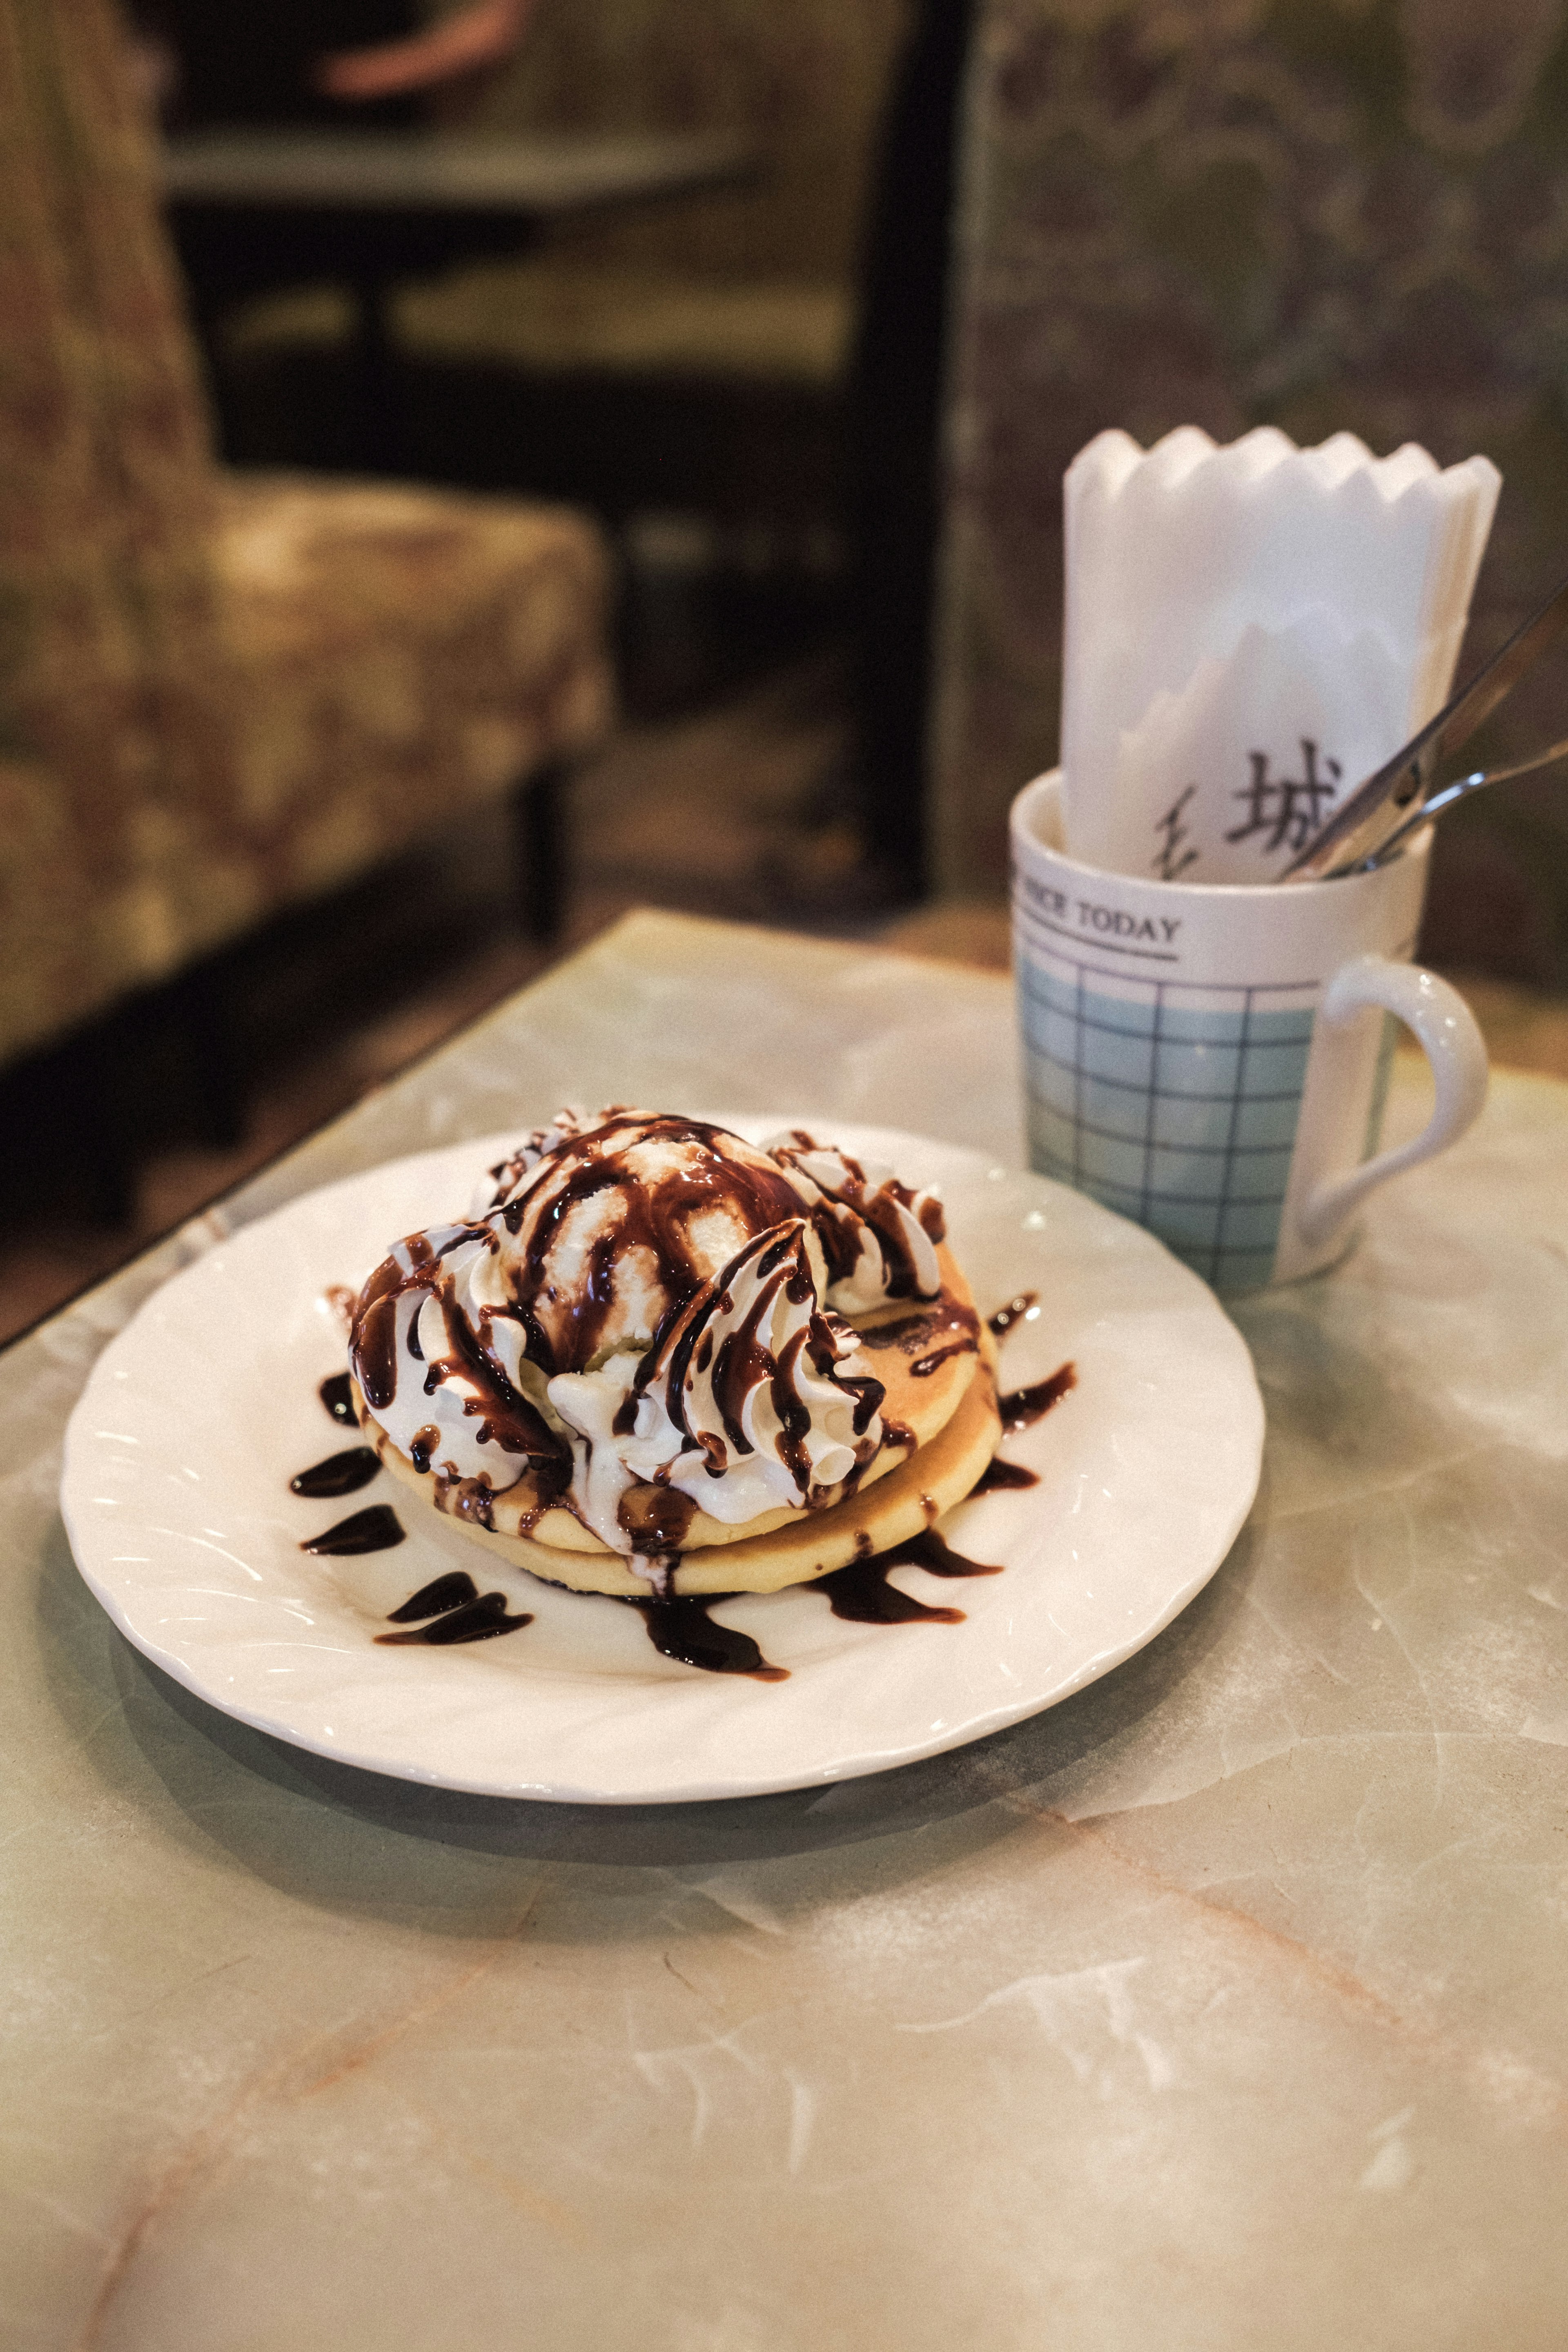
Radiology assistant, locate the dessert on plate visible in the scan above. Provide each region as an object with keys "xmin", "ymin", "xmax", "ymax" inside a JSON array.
[{"xmin": 347, "ymin": 1109, "xmax": 1002, "ymax": 1597}]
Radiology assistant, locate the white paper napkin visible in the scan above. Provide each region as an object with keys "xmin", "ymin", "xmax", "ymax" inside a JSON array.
[{"xmin": 1061, "ymin": 426, "xmax": 1500, "ymax": 881}]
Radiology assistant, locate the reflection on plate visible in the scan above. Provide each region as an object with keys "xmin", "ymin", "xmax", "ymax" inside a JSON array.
[{"xmin": 60, "ymin": 1120, "xmax": 1263, "ymax": 1804}]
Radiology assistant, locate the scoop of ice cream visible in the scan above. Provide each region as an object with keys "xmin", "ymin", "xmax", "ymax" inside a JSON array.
[{"xmin": 349, "ymin": 1110, "xmax": 946, "ymax": 1562}]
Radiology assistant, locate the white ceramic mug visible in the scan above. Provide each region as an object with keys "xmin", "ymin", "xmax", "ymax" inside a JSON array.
[{"xmin": 1011, "ymin": 771, "xmax": 1488, "ymax": 1293}]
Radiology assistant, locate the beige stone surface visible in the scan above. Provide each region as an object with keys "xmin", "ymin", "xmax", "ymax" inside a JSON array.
[{"xmin": 4, "ymin": 910, "xmax": 1567, "ymax": 2349}]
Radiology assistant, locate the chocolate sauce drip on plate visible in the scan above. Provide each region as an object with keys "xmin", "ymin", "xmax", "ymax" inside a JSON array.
[
  {"xmin": 816, "ymin": 1566, "xmax": 959, "ymax": 1625},
  {"xmin": 388, "ymin": 1571, "xmax": 481, "ymax": 1621},
  {"xmin": 318, "ymin": 1372, "xmax": 357, "ymax": 1426},
  {"xmin": 970, "ymin": 1456, "xmax": 1040, "ymax": 1495},
  {"xmin": 998, "ymin": 1361, "xmax": 1077, "ymax": 1431},
  {"xmin": 375, "ymin": 1568, "xmax": 534, "ymax": 1645},
  {"xmin": 301, "ymin": 1503, "xmax": 405, "ymax": 1556},
  {"xmin": 632, "ymin": 1592, "xmax": 788, "ymax": 1681},
  {"xmin": 817, "ymin": 1527, "xmax": 1002, "ymax": 1624},
  {"xmin": 900, "ymin": 1527, "xmax": 1005, "ymax": 1579},
  {"xmin": 289, "ymin": 1446, "xmax": 381, "ymax": 1499},
  {"xmin": 379, "ymin": 1595, "xmax": 534, "ymax": 1644},
  {"xmin": 987, "ymin": 1290, "xmax": 1038, "ymax": 1338}
]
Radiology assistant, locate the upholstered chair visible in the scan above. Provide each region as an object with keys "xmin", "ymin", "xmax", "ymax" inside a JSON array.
[{"xmin": 0, "ymin": 0, "xmax": 613, "ymax": 1082}]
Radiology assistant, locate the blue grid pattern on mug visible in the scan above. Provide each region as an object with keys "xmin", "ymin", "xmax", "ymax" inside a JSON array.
[{"xmin": 1016, "ymin": 914, "xmax": 1318, "ymax": 1289}]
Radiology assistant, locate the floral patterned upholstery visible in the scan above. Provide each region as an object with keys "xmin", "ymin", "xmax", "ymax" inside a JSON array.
[
  {"xmin": 214, "ymin": 475, "xmax": 610, "ymax": 904},
  {"xmin": 0, "ymin": 0, "xmax": 612, "ymax": 1069},
  {"xmin": 932, "ymin": 0, "xmax": 1568, "ymax": 983}
]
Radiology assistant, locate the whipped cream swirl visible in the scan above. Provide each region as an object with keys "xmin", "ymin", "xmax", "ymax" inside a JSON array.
[{"xmin": 349, "ymin": 1111, "xmax": 946, "ymax": 1563}]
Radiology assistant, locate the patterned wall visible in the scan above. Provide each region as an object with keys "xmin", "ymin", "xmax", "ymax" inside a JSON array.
[
  {"xmin": 932, "ymin": 0, "xmax": 1568, "ymax": 982},
  {"xmin": 0, "ymin": 0, "xmax": 612, "ymax": 1067}
]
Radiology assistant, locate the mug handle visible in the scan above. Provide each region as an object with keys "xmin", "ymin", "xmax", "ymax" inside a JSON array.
[{"xmin": 1294, "ymin": 955, "xmax": 1488, "ymax": 1251}]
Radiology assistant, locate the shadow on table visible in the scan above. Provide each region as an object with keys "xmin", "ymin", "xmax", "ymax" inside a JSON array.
[{"xmin": 38, "ymin": 1505, "xmax": 1252, "ymax": 1909}]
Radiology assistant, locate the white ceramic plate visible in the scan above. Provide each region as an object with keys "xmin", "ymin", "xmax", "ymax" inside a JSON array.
[{"xmin": 61, "ymin": 1120, "xmax": 1263, "ymax": 1804}]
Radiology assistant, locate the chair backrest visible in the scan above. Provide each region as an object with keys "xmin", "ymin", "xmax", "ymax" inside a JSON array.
[
  {"xmin": 0, "ymin": 0, "xmax": 223, "ymax": 802},
  {"xmin": 931, "ymin": 0, "xmax": 1568, "ymax": 982},
  {"xmin": 0, "ymin": 0, "xmax": 237, "ymax": 1056}
]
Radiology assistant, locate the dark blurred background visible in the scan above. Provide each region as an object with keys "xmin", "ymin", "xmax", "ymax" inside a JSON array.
[{"xmin": 3, "ymin": 0, "xmax": 1568, "ymax": 1339}]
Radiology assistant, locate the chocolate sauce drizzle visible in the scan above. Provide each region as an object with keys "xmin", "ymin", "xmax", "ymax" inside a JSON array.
[
  {"xmin": 631, "ymin": 1592, "xmax": 788, "ymax": 1681},
  {"xmin": 376, "ymin": 1570, "xmax": 533, "ymax": 1646},
  {"xmin": 618, "ymin": 1479, "xmax": 698, "ymax": 1551},
  {"xmin": 612, "ymin": 1218, "xmax": 878, "ymax": 1512},
  {"xmin": 858, "ymin": 1290, "xmax": 980, "ymax": 1377},
  {"xmin": 511, "ymin": 1116, "xmax": 821, "ymax": 1374},
  {"xmin": 344, "ymin": 1116, "xmax": 878, "ymax": 1529},
  {"xmin": 431, "ymin": 1468, "xmax": 501, "ymax": 1530},
  {"xmin": 817, "ymin": 1528, "xmax": 1002, "ymax": 1625},
  {"xmin": 290, "ymin": 1446, "xmax": 381, "ymax": 1499},
  {"xmin": 998, "ymin": 1362, "xmax": 1077, "ymax": 1431},
  {"xmin": 301, "ymin": 1503, "xmax": 405, "ymax": 1556},
  {"xmin": 319, "ymin": 1372, "xmax": 357, "ymax": 1427},
  {"xmin": 768, "ymin": 1131, "xmax": 945, "ymax": 1301},
  {"xmin": 388, "ymin": 1571, "xmax": 477, "ymax": 1620},
  {"xmin": 309, "ymin": 1203, "xmax": 1071, "ymax": 1675},
  {"xmin": 352, "ymin": 1229, "xmax": 571, "ymax": 1487},
  {"xmin": 341, "ymin": 1116, "xmax": 956, "ymax": 1538},
  {"xmin": 970, "ymin": 1456, "xmax": 1040, "ymax": 1495}
]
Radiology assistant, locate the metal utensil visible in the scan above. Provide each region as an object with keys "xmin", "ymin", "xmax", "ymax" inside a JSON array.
[{"xmin": 1280, "ymin": 571, "xmax": 1568, "ymax": 882}]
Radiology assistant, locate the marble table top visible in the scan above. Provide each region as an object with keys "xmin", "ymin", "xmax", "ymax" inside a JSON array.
[{"xmin": 7, "ymin": 910, "xmax": 1566, "ymax": 2350}]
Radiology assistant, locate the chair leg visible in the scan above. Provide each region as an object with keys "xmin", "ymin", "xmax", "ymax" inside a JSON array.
[
  {"xmin": 74, "ymin": 1013, "xmax": 139, "ymax": 1230},
  {"xmin": 170, "ymin": 968, "xmax": 246, "ymax": 1153},
  {"xmin": 514, "ymin": 760, "xmax": 570, "ymax": 944},
  {"xmin": 350, "ymin": 272, "xmax": 401, "ymax": 476}
]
